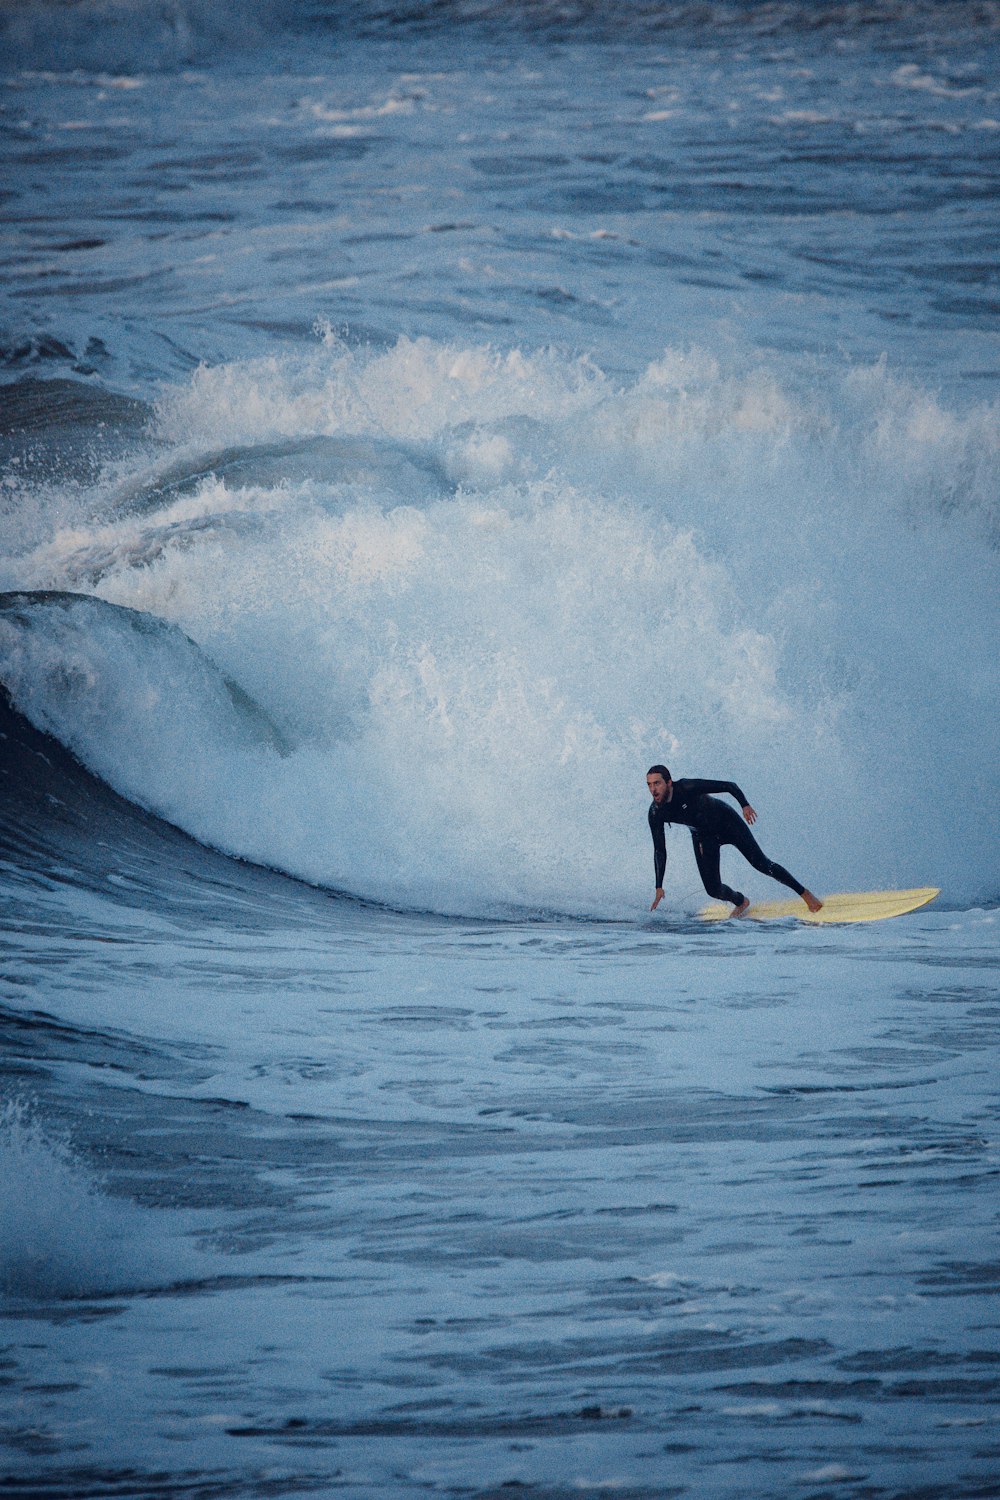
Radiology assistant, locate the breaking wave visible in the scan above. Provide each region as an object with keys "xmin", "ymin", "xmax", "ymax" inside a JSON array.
[{"xmin": 0, "ymin": 335, "xmax": 996, "ymax": 913}]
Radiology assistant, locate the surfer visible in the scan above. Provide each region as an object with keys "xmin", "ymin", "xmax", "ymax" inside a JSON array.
[{"xmin": 646, "ymin": 765, "xmax": 822, "ymax": 917}]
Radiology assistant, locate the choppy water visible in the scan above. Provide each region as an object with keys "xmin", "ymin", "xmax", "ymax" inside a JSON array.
[{"xmin": 1, "ymin": 2, "xmax": 999, "ymax": 1495}]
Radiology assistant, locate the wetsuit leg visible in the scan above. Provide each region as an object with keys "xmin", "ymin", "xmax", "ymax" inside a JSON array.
[
  {"xmin": 725, "ymin": 818, "xmax": 805, "ymax": 897},
  {"xmin": 691, "ymin": 831, "xmax": 745, "ymax": 907}
]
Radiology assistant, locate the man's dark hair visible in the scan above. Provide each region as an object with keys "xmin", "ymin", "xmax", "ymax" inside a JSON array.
[{"xmin": 647, "ymin": 764, "xmax": 670, "ymax": 780}]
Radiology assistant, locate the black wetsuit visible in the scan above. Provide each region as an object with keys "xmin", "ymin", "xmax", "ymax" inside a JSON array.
[{"xmin": 648, "ymin": 778, "xmax": 805, "ymax": 907}]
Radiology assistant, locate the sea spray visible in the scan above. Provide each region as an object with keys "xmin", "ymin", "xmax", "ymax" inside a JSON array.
[{"xmin": 0, "ymin": 1098, "xmax": 196, "ymax": 1299}]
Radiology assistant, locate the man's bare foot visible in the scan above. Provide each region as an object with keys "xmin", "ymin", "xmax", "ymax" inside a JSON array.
[
  {"xmin": 732, "ymin": 898, "xmax": 751, "ymax": 918},
  {"xmin": 802, "ymin": 889, "xmax": 823, "ymax": 913}
]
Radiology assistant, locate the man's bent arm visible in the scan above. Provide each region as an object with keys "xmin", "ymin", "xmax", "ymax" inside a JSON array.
[{"xmin": 680, "ymin": 777, "xmax": 749, "ymax": 808}]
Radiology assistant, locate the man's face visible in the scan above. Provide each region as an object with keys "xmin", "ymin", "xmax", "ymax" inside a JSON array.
[{"xmin": 647, "ymin": 773, "xmax": 671, "ymax": 804}]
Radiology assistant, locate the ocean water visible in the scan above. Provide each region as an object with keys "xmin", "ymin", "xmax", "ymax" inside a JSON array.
[{"xmin": 1, "ymin": 2, "xmax": 999, "ymax": 1495}]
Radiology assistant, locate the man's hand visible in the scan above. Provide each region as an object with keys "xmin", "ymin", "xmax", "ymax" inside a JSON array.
[
  {"xmin": 650, "ymin": 888, "xmax": 665, "ymax": 911},
  {"xmin": 742, "ymin": 804, "xmax": 757, "ymax": 826}
]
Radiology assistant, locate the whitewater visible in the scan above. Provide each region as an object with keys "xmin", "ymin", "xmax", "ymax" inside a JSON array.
[{"xmin": 1, "ymin": 2, "xmax": 998, "ymax": 1496}]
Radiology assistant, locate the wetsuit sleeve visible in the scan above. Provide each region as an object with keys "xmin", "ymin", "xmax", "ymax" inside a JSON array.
[
  {"xmin": 682, "ymin": 778, "xmax": 749, "ymax": 807},
  {"xmin": 649, "ymin": 806, "xmax": 666, "ymax": 887}
]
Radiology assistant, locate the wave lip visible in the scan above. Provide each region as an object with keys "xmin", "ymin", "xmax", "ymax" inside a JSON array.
[
  {"xmin": 0, "ymin": 588, "xmax": 287, "ymax": 757},
  {"xmin": 0, "ymin": 594, "xmax": 332, "ymax": 922}
]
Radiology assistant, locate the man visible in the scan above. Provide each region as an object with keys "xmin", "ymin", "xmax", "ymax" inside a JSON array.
[{"xmin": 646, "ymin": 764, "xmax": 822, "ymax": 917}]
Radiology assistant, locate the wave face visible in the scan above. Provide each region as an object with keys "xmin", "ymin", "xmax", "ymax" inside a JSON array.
[{"xmin": 1, "ymin": 338, "xmax": 996, "ymax": 913}]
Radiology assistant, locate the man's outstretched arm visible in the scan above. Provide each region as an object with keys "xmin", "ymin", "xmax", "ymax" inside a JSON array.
[{"xmin": 649, "ymin": 809, "xmax": 667, "ymax": 909}]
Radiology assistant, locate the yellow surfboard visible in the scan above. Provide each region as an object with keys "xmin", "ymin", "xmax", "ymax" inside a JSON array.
[{"xmin": 700, "ymin": 887, "xmax": 940, "ymax": 925}]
